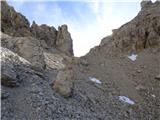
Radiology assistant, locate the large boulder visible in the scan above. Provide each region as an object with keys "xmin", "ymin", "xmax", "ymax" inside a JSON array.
[
  {"xmin": 1, "ymin": 1, "xmax": 32, "ymax": 37},
  {"xmin": 53, "ymin": 67, "xmax": 74, "ymax": 97},
  {"xmin": 56, "ymin": 25, "xmax": 74, "ymax": 56},
  {"xmin": 31, "ymin": 21, "xmax": 57, "ymax": 49},
  {"xmin": 1, "ymin": 32, "xmax": 45, "ymax": 70}
]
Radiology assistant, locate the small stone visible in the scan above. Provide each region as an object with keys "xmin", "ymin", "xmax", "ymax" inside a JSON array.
[
  {"xmin": 80, "ymin": 59, "xmax": 89, "ymax": 66},
  {"xmin": 137, "ymin": 69, "xmax": 142, "ymax": 73},
  {"xmin": 132, "ymin": 73, "xmax": 136, "ymax": 77},
  {"xmin": 1, "ymin": 72, "xmax": 19, "ymax": 87},
  {"xmin": 141, "ymin": 65, "xmax": 147, "ymax": 69},
  {"xmin": 136, "ymin": 84, "xmax": 146, "ymax": 91},
  {"xmin": 151, "ymin": 94, "xmax": 156, "ymax": 98},
  {"xmin": 1, "ymin": 89, "xmax": 10, "ymax": 100},
  {"xmin": 155, "ymin": 74, "xmax": 160, "ymax": 80},
  {"xmin": 100, "ymin": 63, "xmax": 105, "ymax": 67}
]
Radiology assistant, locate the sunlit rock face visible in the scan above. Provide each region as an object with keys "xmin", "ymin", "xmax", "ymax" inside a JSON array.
[
  {"xmin": 30, "ymin": 22, "xmax": 74, "ymax": 56},
  {"xmin": 89, "ymin": 0, "xmax": 160, "ymax": 56},
  {"xmin": 53, "ymin": 68, "xmax": 74, "ymax": 97},
  {"xmin": 56, "ymin": 25, "xmax": 74, "ymax": 56}
]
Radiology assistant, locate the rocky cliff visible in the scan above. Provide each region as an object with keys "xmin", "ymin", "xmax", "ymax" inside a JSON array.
[
  {"xmin": 88, "ymin": 0, "xmax": 160, "ymax": 56},
  {"xmin": 30, "ymin": 21, "xmax": 57, "ymax": 49},
  {"xmin": 1, "ymin": 1, "xmax": 73, "ymax": 56},
  {"xmin": 1, "ymin": 0, "xmax": 160, "ymax": 120},
  {"xmin": 1, "ymin": 1, "xmax": 31, "ymax": 37}
]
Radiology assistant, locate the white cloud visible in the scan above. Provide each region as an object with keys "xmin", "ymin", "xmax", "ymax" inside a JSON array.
[
  {"xmin": 72, "ymin": 1, "xmax": 115, "ymax": 56},
  {"xmin": 32, "ymin": 3, "xmax": 47, "ymax": 20},
  {"xmin": 91, "ymin": 0, "xmax": 100, "ymax": 14}
]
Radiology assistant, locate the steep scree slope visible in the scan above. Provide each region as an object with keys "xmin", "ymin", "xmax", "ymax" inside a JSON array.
[{"xmin": 1, "ymin": 0, "xmax": 160, "ymax": 120}]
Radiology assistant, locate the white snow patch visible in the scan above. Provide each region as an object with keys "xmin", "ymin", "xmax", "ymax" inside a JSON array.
[
  {"xmin": 89, "ymin": 77, "xmax": 102, "ymax": 84},
  {"xmin": 119, "ymin": 96, "xmax": 135, "ymax": 105},
  {"xmin": 128, "ymin": 54, "xmax": 138, "ymax": 61}
]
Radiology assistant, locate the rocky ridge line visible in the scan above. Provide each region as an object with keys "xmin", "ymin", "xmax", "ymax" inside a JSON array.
[
  {"xmin": 87, "ymin": 0, "xmax": 160, "ymax": 57},
  {"xmin": 1, "ymin": 1, "xmax": 73, "ymax": 56}
]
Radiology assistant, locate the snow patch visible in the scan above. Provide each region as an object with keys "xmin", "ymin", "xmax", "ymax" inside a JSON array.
[
  {"xmin": 89, "ymin": 77, "xmax": 102, "ymax": 84},
  {"xmin": 119, "ymin": 96, "xmax": 135, "ymax": 105},
  {"xmin": 128, "ymin": 54, "xmax": 138, "ymax": 61}
]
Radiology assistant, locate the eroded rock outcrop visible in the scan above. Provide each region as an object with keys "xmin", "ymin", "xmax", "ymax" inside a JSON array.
[
  {"xmin": 30, "ymin": 22, "xmax": 74, "ymax": 55},
  {"xmin": 1, "ymin": 1, "xmax": 74, "ymax": 56},
  {"xmin": 1, "ymin": 1, "xmax": 32, "ymax": 37},
  {"xmin": 56, "ymin": 25, "xmax": 74, "ymax": 56},
  {"xmin": 44, "ymin": 52, "xmax": 66, "ymax": 70},
  {"xmin": 93, "ymin": 0, "xmax": 160, "ymax": 56},
  {"xmin": 31, "ymin": 21, "xmax": 57, "ymax": 49}
]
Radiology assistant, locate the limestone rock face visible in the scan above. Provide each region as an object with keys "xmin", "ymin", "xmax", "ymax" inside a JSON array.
[
  {"xmin": 1, "ymin": 32, "xmax": 45, "ymax": 70},
  {"xmin": 141, "ymin": 0, "xmax": 152, "ymax": 9},
  {"xmin": 44, "ymin": 52, "xmax": 66, "ymax": 70},
  {"xmin": 56, "ymin": 25, "xmax": 74, "ymax": 56},
  {"xmin": 1, "ymin": 47, "xmax": 31, "ymax": 87},
  {"xmin": 1, "ymin": 1, "xmax": 74, "ymax": 56},
  {"xmin": 1, "ymin": 1, "xmax": 32, "ymax": 37},
  {"xmin": 53, "ymin": 68, "xmax": 74, "ymax": 97},
  {"xmin": 30, "ymin": 23, "xmax": 74, "ymax": 56},
  {"xmin": 100, "ymin": 36, "xmax": 112, "ymax": 46},
  {"xmin": 95, "ymin": 1, "xmax": 160, "ymax": 55},
  {"xmin": 31, "ymin": 21, "xmax": 57, "ymax": 49}
]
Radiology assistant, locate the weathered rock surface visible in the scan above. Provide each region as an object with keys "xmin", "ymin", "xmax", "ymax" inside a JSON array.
[
  {"xmin": 31, "ymin": 22, "xmax": 73, "ymax": 55},
  {"xmin": 1, "ymin": 32, "xmax": 45, "ymax": 70},
  {"xmin": 44, "ymin": 52, "xmax": 66, "ymax": 70},
  {"xmin": 1, "ymin": 1, "xmax": 32, "ymax": 37},
  {"xmin": 1, "ymin": 1, "xmax": 74, "ymax": 56},
  {"xmin": 53, "ymin": 68, "xmax": 74, "ymax": 97},
  {"xmin": 1, "ymin": 47, "xmax": 31, "ymax": 87},
  {"xmin": 31, "ymin": 21, "xmax": 57, "ymax": 49},
  {"xmin": 1, "ymin": 86, "xmax": 10, "ymax": 100},
  {"xmin": 56, "ymin": 25, "xmax": 74, "ymax": 56},
  {"xmin": 95, "ymin": 0, "xmax": 160, "ymax": 55}
]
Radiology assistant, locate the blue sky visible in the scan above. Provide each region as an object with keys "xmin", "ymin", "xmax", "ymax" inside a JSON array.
[{"xmin": 7, "ymin": 0, "xmax": 148, "ymax": 57}]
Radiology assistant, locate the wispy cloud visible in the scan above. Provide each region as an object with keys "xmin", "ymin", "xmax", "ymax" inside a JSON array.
[{"xmin": 32, "ymin": 3, "xmax": 47, "ymax": 20}]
